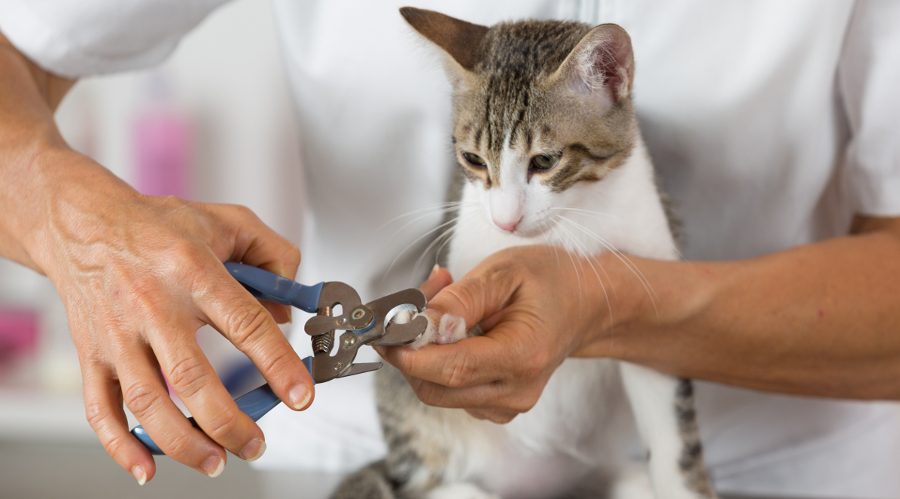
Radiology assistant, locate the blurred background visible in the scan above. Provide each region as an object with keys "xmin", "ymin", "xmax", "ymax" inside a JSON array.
[{"xmin": 0, "ymin": 0, "xmax": 335, "ymax": 497}]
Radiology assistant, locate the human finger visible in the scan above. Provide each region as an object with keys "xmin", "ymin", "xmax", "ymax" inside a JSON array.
[
  {"xmin": 420, "ymin": 265, "xmax": 453, "ymax": 300},
  {"xmin": 426, "ymin": 262, "xmax": 521, "ymax": 333},
  {"xmin": 465, "ymin": 408, "xmax": 518, "ymax": 424},
  {"xmin": 405, "ymin": 375, "xmax": 506, "ymax": 409},
  {"xmin": 381, "ymin": 334, "xmax": 511, "ymax": 388},
  {"xmin": 82, "ymin": 361, "xmax": 156, "ymax": 485},
  {"xmin": 406, "ymin": 372, "xmax": 544, "ymax": 416},
  {"xmin": 149, "ymin": 328, "xmax": 266, "ymax": 461},
  {"xmin": 116, "ymin": 344, "xmax": 226, "ymax": 477},
  {"xmin": 196, "ymin": 263, "xmax": 313, "ymax": 411}
]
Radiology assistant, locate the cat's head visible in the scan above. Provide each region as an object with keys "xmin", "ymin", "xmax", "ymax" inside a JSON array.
[{"xmin": 402, "ymin": 7, "xmax": 637, "ymax": 236}]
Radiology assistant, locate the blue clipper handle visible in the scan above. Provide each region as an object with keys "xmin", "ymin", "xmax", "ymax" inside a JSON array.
[
  {"xmin": 224, "ymin": 262, "xmax": 324, "ymax": 313},
  {"xmin": 131, "ymin": 357, "xmax": 315, "ymax": 455}
]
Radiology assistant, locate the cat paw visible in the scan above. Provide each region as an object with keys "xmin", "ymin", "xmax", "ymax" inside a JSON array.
[
  {"xmin": 390, "ymin": 309, "xmax": 415, "ymax": 325},
  {"xmin": 434, "ymin": 313, "xmax": 467, "ymax": 344},
  {"xmin": 408, "ymin": 311, "xmax": 468, "ymax": 349}
]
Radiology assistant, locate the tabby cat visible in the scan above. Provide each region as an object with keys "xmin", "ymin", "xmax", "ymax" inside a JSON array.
[{"xmin": 335, "ymin": 7, "xmax": 715, "ymax": 499}]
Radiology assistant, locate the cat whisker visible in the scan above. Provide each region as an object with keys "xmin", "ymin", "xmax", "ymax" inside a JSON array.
[
  {"xmin": 553, "ymin": 214, "xmax": 614, "ymax": 325},
  {"xmin": 380, "ymin": 203, "xmax": 474, "ymax": 242},
  {"xmin": 539, "ymin": 216, "xmax": 565, "ymax": 274},
  {"xmin": 379, "ymin": 201, "xmax": 470, "ymax": 230},
  {"xmin": 383, "ymin": 208, "xmax": 475, "ymax": 281},
  {"xmin": 433, "ymin": 228, "xmax": 457, "ymax": 269},
  {"xmin": 551, "ymin": 232, "xmax": 563, "ymax": 273},
  {"xmin": 427, "ymin": 225, "xmax": 458, "ymax": 265},
  {"xmin": 539, "ymin": 217, "xmax": 562, "ymax": 268},
  {"xmin": 558, "ymin": 216, "xmax": 660, "ymax": 316},
  {"xmin": 382, "ymin": 210, "xmax": 451, "ymax": 245},
  {"xmin": 412, "ymin": 211, "xmax": 471, "ymax": 280},
  {"xmin": 550, "ymin": 206, "xmax": 621, "ymax": 221},
  {"xmin": 552, "ymin": 216, "xmax": 587, "ymax": 309},
  {"xmin": 384, "ymin": 217, "xmax": 458, "ymax": 279},
  {"xmin": 561, "ymin": 219, "xmax": 616, "ymax": 298}
]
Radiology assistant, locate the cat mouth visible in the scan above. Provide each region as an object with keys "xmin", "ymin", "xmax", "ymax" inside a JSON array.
[{"xmin": 493, "ymin": 218, "xmax": 555, "ymax": 238}]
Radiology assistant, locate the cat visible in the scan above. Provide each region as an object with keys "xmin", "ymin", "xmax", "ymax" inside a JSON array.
[{"xmin": 334, "ymin": 7, "xmax": 715, "ymax": 499}]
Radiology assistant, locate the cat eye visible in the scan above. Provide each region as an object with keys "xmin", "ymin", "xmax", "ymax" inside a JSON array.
[
  {"xmin": 461, "ymin": 152, "xmax": 487, "ymax": 169},
  {"xmin": 529, "ymin": 154, "xmax": 559, "ymax": 172}
]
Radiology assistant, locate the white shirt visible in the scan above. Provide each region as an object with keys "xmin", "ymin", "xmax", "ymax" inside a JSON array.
[{"xmin": 2, "ymin": 0, "xmax": 900, "ymax": 497}]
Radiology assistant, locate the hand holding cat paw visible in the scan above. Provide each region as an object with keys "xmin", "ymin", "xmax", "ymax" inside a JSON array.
[{"xmin": 381, "ymin": 246, "xmax": 613, "ymax": 423}]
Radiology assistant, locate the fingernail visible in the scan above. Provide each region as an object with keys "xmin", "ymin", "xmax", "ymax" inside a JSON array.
[
  {"xmin": 288, "ymin": 384, "xmax": 311, "ymax": 410},
  {"xmin": 240, "ymin": 438, "xmax": 266, "ymax": 461},
  {"xmin": 131, "ymin": 465, "xmax": 147, "ymax": 486},
  {"xmin": 430, "ymin": 264, "xmax": 441, "ymax": 277},
  {"xmin": 201, "ymin": 455, "xmax": 224, "ymax": 478}
]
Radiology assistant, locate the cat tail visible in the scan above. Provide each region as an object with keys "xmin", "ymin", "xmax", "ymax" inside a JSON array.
[
  {"xmin": 330, "ymin": 459, "xmax": 397, "ymax": 499},
  {"xmin": 675, "ymin": 378, "xmax": 717, "ymax": 497}
]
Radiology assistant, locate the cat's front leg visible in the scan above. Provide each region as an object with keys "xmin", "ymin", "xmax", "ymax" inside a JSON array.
[{"xmin": 619, "ymin": 363, "xmax": 717, "ymax": 499}]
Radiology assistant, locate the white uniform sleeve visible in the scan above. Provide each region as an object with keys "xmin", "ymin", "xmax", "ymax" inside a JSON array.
[
  {"xmin": 839, "ymin": 0, "xmax": 900, "ymax": 217},
  {"xmin": 0, "ymin": 0, "xmax": 231, "ymax": 77}
]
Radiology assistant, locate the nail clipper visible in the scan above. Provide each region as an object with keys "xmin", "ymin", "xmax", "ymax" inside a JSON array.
[{"xmin": 131, "ymin": 262, "xmax": 427, "ymax": 455}]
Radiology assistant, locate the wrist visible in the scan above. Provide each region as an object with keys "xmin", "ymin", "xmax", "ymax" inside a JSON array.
[
  {"xmin": 0, "ymin": 128, "xmax": 63, "ymax": 270},
  {"xmin": 17, "ymin": 144, "xmax": 138, "ymax": 276},
  {"xmin": 568, "ymin": 250, "xmax": 643, "ymax": 357},
  {"xmin": 578, "ymin": 253, "xmax": 719, "ymax": 361}
]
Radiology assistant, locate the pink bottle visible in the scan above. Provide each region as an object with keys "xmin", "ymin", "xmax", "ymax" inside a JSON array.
[
  {"xmin": 132, "ymin": 74, "xmax": 191, "ymax": 198},
  {"xmin": 0, "ymin": 308, "xmax": 39, "ymax": 364}
]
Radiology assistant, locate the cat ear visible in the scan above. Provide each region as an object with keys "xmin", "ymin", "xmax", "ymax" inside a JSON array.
[
  {"xmin": 400, "ymin": 7, "xmax": 488, "ymax": 88},
  {"xmin": 549, "ymin": 24, "xmax": 634, "ymax": 105}
]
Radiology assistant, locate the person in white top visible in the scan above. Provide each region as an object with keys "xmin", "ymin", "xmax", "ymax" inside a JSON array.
[{"xmin": 1, "ymin": 0, "xmax": 899, "ymax": 497}]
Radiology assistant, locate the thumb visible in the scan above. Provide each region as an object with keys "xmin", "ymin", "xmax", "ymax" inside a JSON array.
[
  {"xmin": 426, "ymin": 263, "xmax": 522, "ymax": 330},
  {"xmin": 421, "ymin": 265, "xmax": 454, "ymax": 300}
]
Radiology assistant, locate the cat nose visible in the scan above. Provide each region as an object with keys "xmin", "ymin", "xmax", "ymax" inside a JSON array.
[{"xmin": 493, "ymin": 215, "xmax": 522, "ymax": 233}]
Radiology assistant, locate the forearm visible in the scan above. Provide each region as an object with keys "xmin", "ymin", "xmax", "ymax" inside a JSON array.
[
  {"xmin": 0, "ymin": 32, "xmax": 80, "ymax": 270},
  {"xmin": 595, "ymin": 218, "xmax": 900, "ymax": 400}
]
